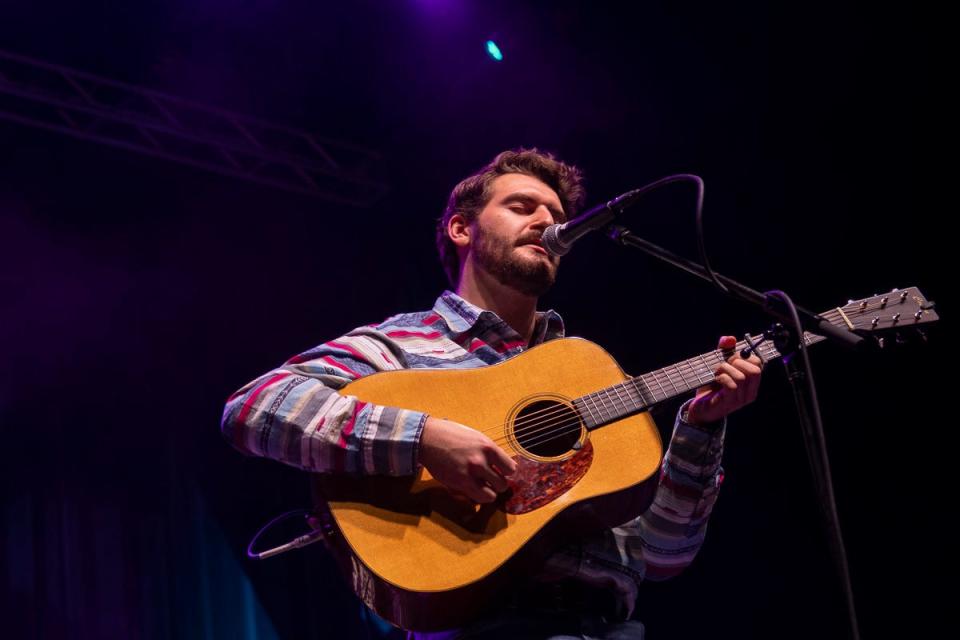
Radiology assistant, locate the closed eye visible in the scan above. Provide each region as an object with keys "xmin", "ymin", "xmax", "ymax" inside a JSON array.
[{"xmin": 502, "ymin": 193, "xmax": 564, "ymax": 221}]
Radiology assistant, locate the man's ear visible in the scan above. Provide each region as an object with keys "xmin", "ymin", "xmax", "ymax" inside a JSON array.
[{"xmin": 448, "ymin": 213, "xmax": 471, "ymax": 249}]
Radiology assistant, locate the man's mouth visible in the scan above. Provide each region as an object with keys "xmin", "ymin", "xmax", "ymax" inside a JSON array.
[{"xmin": 521, "ymin": 241, "xmax": 547, "ymax": 255}]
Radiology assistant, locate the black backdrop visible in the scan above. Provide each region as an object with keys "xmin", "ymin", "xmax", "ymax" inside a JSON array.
[{"xmin": 1, "ymin": 2, "xmax": 951, "ymax": 638}]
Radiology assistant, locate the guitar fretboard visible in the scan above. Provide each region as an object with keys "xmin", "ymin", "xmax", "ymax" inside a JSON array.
[
  {"xmin": 572, "ymin": 333, "xmax": 824, "ymax": 429},
  {"xmin": 564, "ymin": 286, "xmax": 934, "ymax": 431}
]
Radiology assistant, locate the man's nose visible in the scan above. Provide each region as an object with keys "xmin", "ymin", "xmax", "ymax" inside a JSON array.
[{"xmin": 531, "ymin": 205, "xmax": 556, "ymax": 228}]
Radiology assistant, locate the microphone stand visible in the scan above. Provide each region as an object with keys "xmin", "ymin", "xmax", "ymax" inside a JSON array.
[{"xmin": 607, "ymin": 224, "xmax": 863, "ymax": 640}]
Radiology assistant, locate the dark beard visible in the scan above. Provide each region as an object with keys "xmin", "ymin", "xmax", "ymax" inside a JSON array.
[{"xmin": 474, "ymin": 230, "xmax": 557, "ymax": 297}]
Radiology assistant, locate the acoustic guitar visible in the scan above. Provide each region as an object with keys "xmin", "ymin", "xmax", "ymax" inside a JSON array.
[{"xmin": 312, "ymin": 287, "xmax": 937, "ymax": 631}]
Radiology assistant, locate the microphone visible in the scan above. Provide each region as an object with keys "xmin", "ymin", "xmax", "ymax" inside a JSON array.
[{"xmin": 541, "ymin": 188, "xmax": 644, "ymax": 257}]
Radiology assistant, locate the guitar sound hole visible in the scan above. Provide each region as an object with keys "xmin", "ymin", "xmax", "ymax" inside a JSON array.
[{"xmin": 513, "ymin": 400, "xmax": 581, "ymax": 458}]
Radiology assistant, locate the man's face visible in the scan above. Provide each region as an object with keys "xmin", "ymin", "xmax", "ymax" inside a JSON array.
[{"xmin": 468, "ymin": 173, "xmax": 565, "ymax": 297}]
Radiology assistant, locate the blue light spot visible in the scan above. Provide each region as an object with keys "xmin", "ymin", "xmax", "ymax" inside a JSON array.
[{"xmin": 486, "ymin": 40, "xmax": 503, "ymax": 61}]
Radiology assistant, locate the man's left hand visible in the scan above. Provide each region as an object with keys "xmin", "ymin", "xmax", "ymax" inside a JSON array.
[{"xmin": 686, "ymin": 335, "xmax": 763, "ymax": 426}]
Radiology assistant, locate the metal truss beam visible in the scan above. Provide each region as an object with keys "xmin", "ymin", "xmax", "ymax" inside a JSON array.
[{"xmin": 0, "ymin": 49, "xmax": 388, "ymax": 206}]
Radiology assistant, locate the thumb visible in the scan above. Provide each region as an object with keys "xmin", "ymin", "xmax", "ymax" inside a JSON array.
[{"xmin": 718, "ymin": 335, "xmax": 736, "ymax": 350}]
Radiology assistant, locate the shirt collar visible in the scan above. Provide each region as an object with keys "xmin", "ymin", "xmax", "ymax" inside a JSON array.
[{"xmin": 433, "ymin": 290, "xmax": 565, "ymax": 344}]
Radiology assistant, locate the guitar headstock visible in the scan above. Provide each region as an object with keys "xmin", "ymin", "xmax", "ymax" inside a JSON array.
[{"xmin": 834, "ymin": 287, "xmax": 938, "ymax": 347}]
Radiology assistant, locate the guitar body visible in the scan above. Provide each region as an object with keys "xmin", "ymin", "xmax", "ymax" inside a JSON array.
[{"xmin": 313, "ymin": 338, "xmax": 664, "ymax": 631}]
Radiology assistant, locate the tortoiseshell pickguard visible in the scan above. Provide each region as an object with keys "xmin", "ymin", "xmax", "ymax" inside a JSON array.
[{"xmin": 503, "ymin": 441, "xmax": 593, "ymax": 515}]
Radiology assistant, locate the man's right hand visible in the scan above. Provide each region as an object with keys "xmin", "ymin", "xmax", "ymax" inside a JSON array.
[{"xmin": 418, "ymin": 417, "xmax": 518, "ymax": 504}]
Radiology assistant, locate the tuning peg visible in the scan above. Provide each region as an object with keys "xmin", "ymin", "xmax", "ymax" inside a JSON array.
[
  {"xmin": 877, "ymin": 337, "xmax": 886, "ymax": 349},
  {"xmin": 917, "ymin": 328, "xmax": 928, "ymax": 343}
]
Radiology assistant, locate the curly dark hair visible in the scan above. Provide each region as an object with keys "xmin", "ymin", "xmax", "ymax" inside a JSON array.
[{"xmin": 435, "ymin": 148, "xmax": 586, "ymax": 287}]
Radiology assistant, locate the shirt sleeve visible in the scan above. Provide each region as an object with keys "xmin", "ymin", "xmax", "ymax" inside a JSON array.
[
  {"xmin": 620, "ymin": 398, "xmax": 725, "ymax": 581},
  {"xmin": 541, "ymin": 399, "xmax": 726, "ymax": 614},
  {"xmin": 220, "ymin": 326, "xmax": 427, "ymax": 476}
]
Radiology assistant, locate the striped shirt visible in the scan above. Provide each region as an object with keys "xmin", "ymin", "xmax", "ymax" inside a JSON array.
[{"xmin": 221, "ymin": 290, "xmax": 725, "ymax": 619}]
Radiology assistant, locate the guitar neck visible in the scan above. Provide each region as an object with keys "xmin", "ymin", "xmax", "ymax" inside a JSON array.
[
  {"xmin": 572, "ymin": 332, "xmax": 811, "ymax": 429},
  {"xmin": 572, "ymin": 286, "xmax": 936, "ymax": 430}
]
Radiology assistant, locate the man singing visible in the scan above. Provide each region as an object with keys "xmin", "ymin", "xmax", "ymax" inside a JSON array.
[{"xmin": 222, "ymin": 148, "xmax": 762, "ymax": 639}]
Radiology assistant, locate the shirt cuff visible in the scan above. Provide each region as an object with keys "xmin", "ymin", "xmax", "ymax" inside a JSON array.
[
  {"xmin": 362, "ymin": 406, "xmax": 428, "ymax": 476},
  {"xmin": 678, "ymin": 398, "xmax": 726, "ymax": 435},
  {"xmin": 408, "ymin": 410, "xmax": 428, "ymax": 474},
  {"xmin": 667, "ymin": 399, "xmax": 726, "ymax": 478}
]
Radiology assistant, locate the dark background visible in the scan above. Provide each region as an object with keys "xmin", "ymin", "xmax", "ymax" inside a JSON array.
[{"xmin": 1, "ymin": 2, "xmax": 951, "ymax": 638}]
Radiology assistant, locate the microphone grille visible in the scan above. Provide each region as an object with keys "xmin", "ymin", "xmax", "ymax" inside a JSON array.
[{"xmin": 541, "ymin": 224, "xmax": 570, "ymax": 257}]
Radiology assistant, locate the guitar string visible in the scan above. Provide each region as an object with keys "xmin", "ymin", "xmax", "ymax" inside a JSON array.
[
  {"xmin": 496, "ymin": 345, "xmax": 781, "ymax": 454},
  {"xmin": 491, "ymin": 342, "xmax": 782, "ymax": 452},
  {"xmin": 494, "ymin": 300, "xmax": 924, "ymax": 452},
  {"xmin": 480, "ymin": 340, "xmax": 781, "ymax": 451},
  {"xmin": 476, "ymin": 320, "xmax": 813, "ymax": 439},
  {"xmin": 477, "ymin": 334, "xmax": 783, "ymax": 441},
  {"xmin": 479, "ymin": 297, "xmax": 914, "ymax": 441},
  {"xmin": 478, "ymin": 344, "xmax": 747, "ymax": 439},
  {"xmin": 468, "ymin": 300, "xmax": 916, "ymax": 449},
  {"xmin": 479, "ymin": 327, "xmax": 797, "ymax": 444}
]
